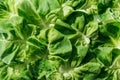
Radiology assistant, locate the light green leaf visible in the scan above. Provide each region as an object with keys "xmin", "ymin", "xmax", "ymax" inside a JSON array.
[{"xmin": 94, "ymin": 47, "xmax": 113, "ymax": 66}]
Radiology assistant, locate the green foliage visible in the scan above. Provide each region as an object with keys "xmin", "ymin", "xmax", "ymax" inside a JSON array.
[{"xmin": 0, "ymin": 0, "xmax": 120, "ymax": 80}]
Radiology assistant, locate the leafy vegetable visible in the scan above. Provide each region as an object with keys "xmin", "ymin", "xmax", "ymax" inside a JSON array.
[{"xmin": 0, "ymin": 0, "xmax": 120, "ymax": 80}]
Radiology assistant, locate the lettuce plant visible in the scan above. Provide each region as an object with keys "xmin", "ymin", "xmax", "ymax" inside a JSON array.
[{"xmin": 0, "ymin": 0, "xmax": 120, "ymax": 80}]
